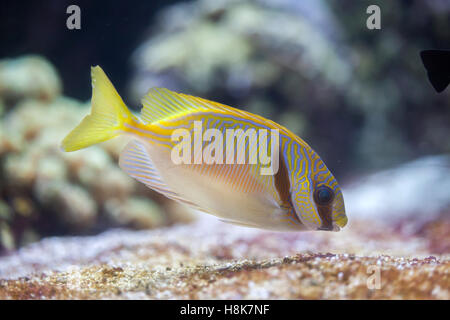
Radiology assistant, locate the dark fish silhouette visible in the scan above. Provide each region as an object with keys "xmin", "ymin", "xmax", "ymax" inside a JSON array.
[{"xmin": 420, "ymin": 50, "xmax": 450, "ymax": 93}]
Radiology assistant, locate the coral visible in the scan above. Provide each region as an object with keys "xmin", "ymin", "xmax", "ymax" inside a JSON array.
[
  {"xmin": 131, "ymin": 0, "xmax": 351, "ymax": 99},
  {"xmin": 0, "ymin": 55, "xmax": 61, "ymax": 105},
  {"xmin": 0, "ymin": 56, "xmax": 193, "ymax": 252},
  {"xmin": 104, "ymin": 197, "xmax": 167, "ymax": 229}
]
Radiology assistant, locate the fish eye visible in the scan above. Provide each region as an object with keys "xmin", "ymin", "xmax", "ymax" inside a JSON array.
[{"xmin": 314, "ymin": 186, "xmax": 334, "ymax": 205}]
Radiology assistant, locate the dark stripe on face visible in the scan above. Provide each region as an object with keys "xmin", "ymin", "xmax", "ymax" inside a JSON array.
[
  {"xmin": 317, "ymin": 205, "xmax": 333, "ymax": 230},
  {"xmin": 274, "ymin": 151, "xmax": 292, "ymax": 206},
  {"xmin": 313, "ymin": 185, "xmax": 334, "ymax": 231}
]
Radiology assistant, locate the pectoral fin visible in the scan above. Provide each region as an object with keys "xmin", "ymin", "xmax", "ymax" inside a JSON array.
[{"xmin": 119, "ymin": 139, "xmax": 204, "ymax": 211}]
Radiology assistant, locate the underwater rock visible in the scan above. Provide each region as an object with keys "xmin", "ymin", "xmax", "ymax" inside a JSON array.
[
  {"xmin": 344, "ymin": 155, "xmax": 450, "ymax": 230},
  {"xmin": 0, "ymin": 55, "xmax": 61, "ymax": 105},
  {"xmin": 0, "ymin": 216, "xmax": 448, "ymax": 299}
]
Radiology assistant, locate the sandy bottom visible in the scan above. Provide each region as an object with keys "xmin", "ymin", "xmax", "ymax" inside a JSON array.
[{"xmin": 0, "ymin": 215, "xmax": 448, "ymax": 299}]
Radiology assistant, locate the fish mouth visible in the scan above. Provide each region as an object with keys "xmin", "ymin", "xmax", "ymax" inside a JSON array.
[{"xmin": 317, "ymin": 224, "xmax": 340, "ymax": 232}]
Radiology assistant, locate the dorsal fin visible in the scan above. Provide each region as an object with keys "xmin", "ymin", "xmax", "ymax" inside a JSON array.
[
  {"xmin": 140, "ymin": 88, "xmax": 237, "ymax": 124},
  {"xmin": 140, "ymin": 88, "xmax": 312, "ymax": 154},
  {"xmin": 118, "ymin": 139, "xmax": 204, "ymax": 211}
]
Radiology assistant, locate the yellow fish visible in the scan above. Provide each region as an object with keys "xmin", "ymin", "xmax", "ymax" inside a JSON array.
[{"xmin": 61, "ymin": 66, "xmax": 347, "ymax": 231}]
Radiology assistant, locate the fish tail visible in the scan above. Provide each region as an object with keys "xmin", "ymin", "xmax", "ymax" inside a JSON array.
[{"xmin": 61, "ymin": 66, "xmax": 136, "ymax": 152}]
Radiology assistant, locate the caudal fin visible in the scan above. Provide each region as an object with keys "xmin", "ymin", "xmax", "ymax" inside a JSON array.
[{"xmin": 61, "ymin": 66, "xmax": 135, "ymax": 152}]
